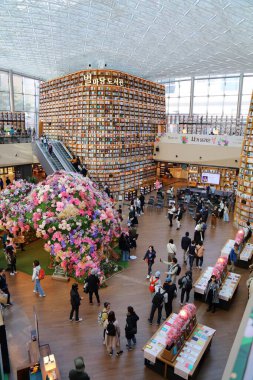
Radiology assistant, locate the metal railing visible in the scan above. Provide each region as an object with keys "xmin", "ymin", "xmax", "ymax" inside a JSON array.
[
  {"xmin": 0, "ymin": 135, "xmax": 32, "ymax": 144},
  {"xmin": 167, "ymin": 115, "xmax": 246, "ymax": 136}
]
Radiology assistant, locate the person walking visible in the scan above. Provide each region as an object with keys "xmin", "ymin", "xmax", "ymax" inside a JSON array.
[
  {"xmin": 32, "ymin": 260, "xmax": 46, "ymax": 297},
  {"xmin": 100, "ymin": 302, "xmax": 110, "ymax": 344},
  {"xmin": 69, "ymin": 357, "xmax": 90, "ymax": 380},
  {"xmin": 181, "ymin": 232, "xmax": 191, "ymax": 264},
  {"xmin": 205, "ymin": 275, "xmax": 219, "ymax": 313},
  {"xmin": 178, "ymin": 271, "xmax": 193, "ymax": 305},
  {"xmin": 163, "ymin": 276, "xmax": 177, "ymax": 318},
  {"xmin": 160, "ymin": 257, "xmax": 180, "ymax": 284},
  {"xmin": 0, "ymin": 177, "xmax": 3, "ymax": 191},
  {"xmin": 211, "ymin": 212, "xmax": 217, "ymax": 228},
  {"xmin": 194, "ymin": 220, "xmax": 203, "ymax": 244},
  {"xmin": 86, "ymin": 269, "xmax": 100, "ymax": 305},
  {"xmin": 148, "ymin": 282, "xmax": 165, "ymax": 325},
  {"xmin": 0, "ymin": 268, "xmax": 12, "ymax": 306},
  {"xmin": 223, "ymin": 204, "xmax": 229, "ymax": 222},
  {"xmin": 168, "ymin": 204, "xmax": 176, "ymax": 227},
  {"xmin": 48, "ymin": 143, "xmax": 53, "ymax": 155},
  {"xmin": 195, "ymin": 241, "xmax": 205, "ymax": 269},
  {"xmin": 139, "ymin": 193, "xmax": 145, "ymax": 214},
  {"xmin": 166, "ymin": 239, "xmax": 177, "ymax": 261},
  {"xmin": 143, "ymin": 245, "xmax": 156, "ymax": 279},
  {"xmin": 69, "ymin": 283, "xmax": 83, "ymax": 322},
  {"xmin": 125, "ymin": 306, "xmax": 139, "ymax": 351},
  {"xmin": 175, "ymin": 206, "xmax": 183, "ymax": 230},
  {"xmin": 104, "ymin": 311, "xmax": 123, "ymax": 357},
  {"xmin": 188, "ymin": 241, "xmax": 196, "ymax": 271},
  {"xmin": 149, "ymin": 271, "xmax": 161, "ymax": 295},
  {"xmin": 6, "ymin": 240, "xmax": 16, "ymax": 275},
  {"xmin": 118, "ymin": 232, "xmax": 130, "ymax": 262}
]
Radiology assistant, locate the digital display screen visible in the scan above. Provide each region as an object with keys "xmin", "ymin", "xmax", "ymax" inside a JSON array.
[{"xmin": 201, "ymin": 172, "xmax": 220, "ymax": 185}]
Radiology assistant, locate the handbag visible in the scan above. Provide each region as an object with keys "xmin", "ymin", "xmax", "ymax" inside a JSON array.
[
  {"xmin": 0, "ymin": 291, "xmax": 8, "ymax": 304},
  {"xmin": 83, "ymin": 282, "xmax": 89, "ymax": 294}
]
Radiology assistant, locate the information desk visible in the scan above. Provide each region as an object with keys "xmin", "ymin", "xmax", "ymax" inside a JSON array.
[
  {"xmin": 221, "ymin": 239, "xmax": 235, "ymax": 257},
  {"xmin": 237, "ymin": 243, "xmax": 253, "ymax": 268},
  {"xmin": 194, "ymin": 267, "xmax": 241, "ymax": 308},
  {"xmin": 143, "ymin": 317, "xmax": 215, "ymax": 379}
]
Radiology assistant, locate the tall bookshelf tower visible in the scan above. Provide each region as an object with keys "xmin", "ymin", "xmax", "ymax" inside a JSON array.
[
  {"xmin": 40, "ymin": 69, "xmax": 165, "ymax": 198},
  {"xmin": 234, "ymin": 92, "xmax": 253, "ymax": 228}
]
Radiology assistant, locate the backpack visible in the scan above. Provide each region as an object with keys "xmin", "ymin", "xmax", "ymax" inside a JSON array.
[
  {"xmin": 247, "ymin": 228, "xmax": 252, "ymax": 240},
  {"xmin": 106, "ymin": 321, "xmax": 116, "ymax": 336},
  {"xmin": 149, "ymin": 278, "xmax": 158, "ymax": 293},
  {"xmin": 38, "ymin": 268, "xmax": 45, "ymax": 280},
  {"xmin": 178, "ymin": 276, "xmax": 184, "ymax": 288},
  {"xmin": 176, "ymin": 264, "xmax": 181, "ymax": 276},
  {"xmin": 152, "ymin": 289, "xmax": 166, "ymax": 307},
  {"xmin": 185, "ymin": 277, "xmax": 192, "ymax": 291}
]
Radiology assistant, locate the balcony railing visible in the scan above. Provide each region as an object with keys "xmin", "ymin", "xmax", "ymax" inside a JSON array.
[
  {"xmin": 0, "ymin": 134, "xmax": 32, "ymax": 144},
  {"xmin": 167, "ymin": 115, "xmax": 246, "ymax": 136}
]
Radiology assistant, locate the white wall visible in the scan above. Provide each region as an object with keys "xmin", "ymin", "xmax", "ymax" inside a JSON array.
[{"xmin": 0, "ymin": 143, "xmax": 38, "ymax": 167}]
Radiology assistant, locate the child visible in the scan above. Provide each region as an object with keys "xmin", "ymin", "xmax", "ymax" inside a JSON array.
[{"xmin": 125, "ymin": 306, "xmax": 139, "ymax": 351}]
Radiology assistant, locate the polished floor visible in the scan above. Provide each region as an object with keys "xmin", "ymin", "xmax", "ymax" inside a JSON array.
[{"xmin": 3, "ymin": 187, "xmax": 250, "ymax": 380}]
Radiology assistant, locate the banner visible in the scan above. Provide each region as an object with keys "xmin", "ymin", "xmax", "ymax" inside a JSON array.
[{"xmin": 155, "ymin": 133, "xmax": 243, "ymax": 148}]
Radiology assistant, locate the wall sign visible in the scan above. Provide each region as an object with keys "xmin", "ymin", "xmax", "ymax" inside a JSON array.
[
  {"xmin": 155, "ymin": 133, "xmax": 243, "ymax": 148},
  {"xmin": 83, "ymin": 73, "xmax": 124, "ymax": 86}
]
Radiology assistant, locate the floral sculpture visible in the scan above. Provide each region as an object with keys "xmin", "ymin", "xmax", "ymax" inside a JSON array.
[
  {"xmin": 166, "ymin": 303, "xmax": 196, "ymax": 348},
  {"xmin": 212, "ymin": 256, "xmax": 229, "ymax": 280},
  {"xmin": 0, "ymin": 171, "xmax": 121, "ymax": 278}
]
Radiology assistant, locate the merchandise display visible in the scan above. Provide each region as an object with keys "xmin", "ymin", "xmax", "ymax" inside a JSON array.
[
  {"xmin": 40, "ymin": 69, "xmax": 166, "ymax": 197},
  {"xmin": 188, "ymin": 165, "xmax": 237, "ymax": 190},
  {"xmin": 235, "ymin": 93, "xmax": 253, "ymax": 227},
  {"xmin": 239, "ymin": 243, "xmax": 253, "ymax": 262},
  {"xmin": 221, "ymin": 239, "xmax": 236, "ymax": 256}
]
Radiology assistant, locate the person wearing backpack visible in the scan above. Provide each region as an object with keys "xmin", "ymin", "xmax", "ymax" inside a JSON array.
[
  {"xmin": 188, "ymin": 241, "xmax": 196, "ymax": 271},
  {"xmin": 104, "ymin": 311, "xmax": 123, "ymax": 357},
  {"xmin": 32, "ymin": 260, "xmax": 46, "ymax": 297},
  {"xmin": 149, "ymin": 271, "xmax": 161, "ymax": 296},
  {"xmin": 98, "ymin": 302, "xmax": 110, "ymax": 344},
  {"xmin": 69, "ymin": 283, "xmax": 83, "ymax": 323},
  {"xmin": 160, "ymin": 257, "xmax": 181, "ymax": 284},
  {"xmin": 163, "ymin": 276, "xmax": 177, "ymax": 318},
  {"xmin": 148, "ymin": 283, "xmax": 165, "ymax": 325},
  {"xmin": 178, "ymin": 271, "xmax": 193, "ymax": 305},
  {"xmin": 195, "ymin": 241, "xmax": 205, "ymax": 269},
  {"xmin": 143, "ymin": 245, "xmax": 156, "ymax": 279},
  {"xmin": 125, "ymin": 306, "xmax": 139, "ymax": 351}
]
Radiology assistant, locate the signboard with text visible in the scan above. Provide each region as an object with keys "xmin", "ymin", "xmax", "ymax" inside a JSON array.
[{"xmin": 155, "ymin": 133, "xmax": 243, "ymax": 148}]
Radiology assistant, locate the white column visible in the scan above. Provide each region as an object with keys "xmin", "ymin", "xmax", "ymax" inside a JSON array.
[{"xmin": 9, "ymin": 70, "xmax": 14, "ymax": 112}]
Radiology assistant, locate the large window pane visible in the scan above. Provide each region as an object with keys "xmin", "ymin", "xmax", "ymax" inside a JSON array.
[
  {"xmin": 208, "ymin": 96, "xmax": 224, "ymax": 115},
  {"xmin": 168, "ymin": 98, "xmax": 179, "ymax": 113},
  {"xmin": 35, "ymin": 80, "xmax": 40, "ymax": 96},
  {"xmin": 242, "ymin": 76, "xmax": 253, "ymax": 95},
  {"xmin": 194, "ymin": 80, "xmax": 209, "ymax": 96},
  {"xmin": 168, "ymin": 82, "xmax": 180, "ymax": 97},
  {"xmin": 24, "ymin": 94, "xmax": 35, "ymax": 112},
  {"xmin": 179, "ymin": 97, "xmax": 190, "ymax": 114},
  {"xmin": 23, "ymin": 77, "xmax": 35, "ymax": 95},
  {"xmin": 13, "ymin": 75, "xmax": 23, "ymax": 94},
  {"xmin": 224, "ymin": 77, "xmax": 239, "ymax": 95},
  {"xmin": 209, "ymin": 78, "xmax": 225, "ymax": 96},
  {"xmin": 241, "ymin": 94, "xmax": 252, "ymax": 115},
  {"xmin": 180, "ymin": 81, "xmax": 191, "ymax": 97},
  {"xmin": 25, "ymin": 112, "xmax": 35, "ymax": 129},
  {"xmin": 223, "ymin": 96, "xmax": 237, "ymax": 115},
  {"xmin": 0, "ymin": 71, "xmax": 9, "ymax": 92},
  {"xmin": 193, "ymin": 97, "xmax": 208, "ymax": 114},
  {"xmin": 14, "ymin": 93, "xmax": 24, "ymax": 111},
  {"xmin": 0, "ymin": 92, "xmax": 10, "ymax": 111}
]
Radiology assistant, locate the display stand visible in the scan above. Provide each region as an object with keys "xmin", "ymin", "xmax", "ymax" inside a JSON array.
[
  {"xmin": 194, "ymin": 267, "xmax": 241, "ymax": 309},
  {"xmin": 221, "ymin": 239, "xmax": 235, "ymax": 256},
  {"xmin": 237, "ymin": 243, "xmax": 253, "ymax": 268},
  {"xmin": 143, "ymin": 315, "xmax": 215, "ymax": 380}
]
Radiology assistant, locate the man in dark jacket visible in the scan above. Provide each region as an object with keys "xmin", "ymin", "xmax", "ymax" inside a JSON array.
[
  {"xmin": 69, "ymin": 356, "xmax": 90, "ymax": 380},
  {"xmin": 0, "ymin": 268, "xmax": 12, "ymax": 305},
  {"xmin": 86, "ymin": 269, "xmax": 100, "ymax": 305},
  {"xmin": 119, "ymin": 232, "xmax": 130, "ymax": 261},
  {"xmin": 181, "ymin": 232, "xmax": 191, "ymax": 264},
  {"xmin": 139, "ymin": 194, "xmax": 145, "ymax": 214},
  {"xmin": 70, "ymin": 283, "xmax": 82, "ymax": 322},
  {"xmin": 163, "ymin": 277, "xmax": 177, "ymax": 318}
]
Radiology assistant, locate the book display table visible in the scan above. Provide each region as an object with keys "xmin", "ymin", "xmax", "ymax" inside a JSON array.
[
  {"xmin": 143, "ymin": 316, "xmax": 216, "ymax": 379},
  {"xmin": 221, "ymin": 239, "xmax": 235, "ymax": 256},
  {"xmin": 194, "ymin": 267, "xmax": 241, "ymax": 309},
  {"xmin": 237, "ymin": 243, "xmax": 253, "ymax": 268}
]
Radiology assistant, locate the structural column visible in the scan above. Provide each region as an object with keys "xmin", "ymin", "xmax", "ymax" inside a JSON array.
[{"xmin": 8, "ymin": 70, "xmax": 14, "ymax": 112}]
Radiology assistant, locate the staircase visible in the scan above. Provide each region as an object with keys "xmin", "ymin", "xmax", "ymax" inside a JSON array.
[{"xmin": 33, "ymin": 140, "xmax": 77, "ymax": 175}]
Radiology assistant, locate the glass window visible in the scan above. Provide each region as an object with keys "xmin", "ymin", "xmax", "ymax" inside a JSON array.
[
  {"xmin": 23, "ymin": 77, "xmax": 35, "ymax": 95},
  {"xmin": 223, "ymin": 96, "xmax": 238, "ymax": 115},
  {"xmin": 241, "ymin": 94, "xmax": 252, "ymax": 115},
  {"xmin": 25, "ymin": 112, "xmax": 35, "ymax": 129},
  {"xmin": 168, "ymin": 98, "xmax": 179, "ymax": 113},
  {"xmin": 193, "ymin": 96, "xmax": 208, "ymax": 114},
  {"xmin": 207, "ymin": 96, "xmax": 224, "ymax": 115},
  {"xmin": 13, "ymin": 75, "xmax": 23, "ymax": 94},
  {"xmin": 179, "ymin": 81, "xmax": 191, "ymax": 97},
  {"xmin": 35, "ymin": 80, "xmax": 40, "ymax": 96},
  {"xmin": 0, "ymin": 92, "xmax": 10, "ymax": 111},
  {"xmin": 179, "ymin": 97, "xmax": 190, "ymax": 114},
  {"xmin": 0, "ymin": 71, "xmax": 9, "ymax": 92},
  {"xmin": 24, "ymin": 94, "xmax": 35, "ymax": 112},
  {"xmin": 35, "ymin": 95, "xmax": 39, "ymax": 111},
  {"xmin": 168, "ymin": 82, "xmax": 180, "ymax": 97},
  {"xmin": 242, "ymin": 76, "xmax": 253, "ymax": 95},
  {"xmin": 194, "ymin": 79, "xmax": 209, "ymax": 96},
  {"xmin": 209, "ymin": 78, "xmax": 225, "ymax": 96},
  {"xmin": 14, "ymin": 93, "xmax": 24, "ymax": 111},
  {"xmin": 225, "ymin": 77, "xmax": 239, "ymax": 95}
]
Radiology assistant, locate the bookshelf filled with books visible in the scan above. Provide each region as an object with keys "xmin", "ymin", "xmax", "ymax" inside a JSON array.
[
  {"xmin": 235, "ymin": 92, "xmax": 253, "ymax": 227},
  {"xmin": 40, "ymin": 69, "xmax": 165, "ymax": 197}
]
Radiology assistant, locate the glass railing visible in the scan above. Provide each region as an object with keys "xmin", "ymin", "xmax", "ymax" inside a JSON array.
[{"xmin": 0, "ymin": 135, "xmax": 32, "ymax": 144}]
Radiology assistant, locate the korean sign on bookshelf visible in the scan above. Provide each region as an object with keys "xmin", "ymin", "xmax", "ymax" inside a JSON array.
[
  {"xmin": 83, "ymin": 73, "xmax": 124, "ymax": 86},
  {"xmin": 156, "ymin": 133, "xmax": 243, "ymax": 148}
]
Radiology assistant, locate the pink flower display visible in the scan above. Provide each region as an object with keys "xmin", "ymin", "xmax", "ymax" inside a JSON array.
[{"xmin": 0, "ymin": 171, "xmax": 121, "ymax": 278}]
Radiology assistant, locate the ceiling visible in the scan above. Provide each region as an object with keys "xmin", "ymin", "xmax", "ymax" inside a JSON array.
[{"xmin": 0, "ymin": 0, "xmax": 253, "ymax": 81}]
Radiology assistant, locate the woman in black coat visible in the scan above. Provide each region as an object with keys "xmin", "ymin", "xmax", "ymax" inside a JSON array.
[
  {"xmin": 125, "ymin": 306, "xmax": 139, "ymax": 351},
  {"xmin": 70, "ymin": 283, "xmax": 82, "ymax": 322},
  {"xmin": 143, "ymin": 245, "xmax": 156, "ymax": 279}
]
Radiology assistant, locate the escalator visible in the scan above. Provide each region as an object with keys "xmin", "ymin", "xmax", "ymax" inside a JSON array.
[{"xmin": 33, "ymin": 140, "xmax": 77, "ymax": 175}]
